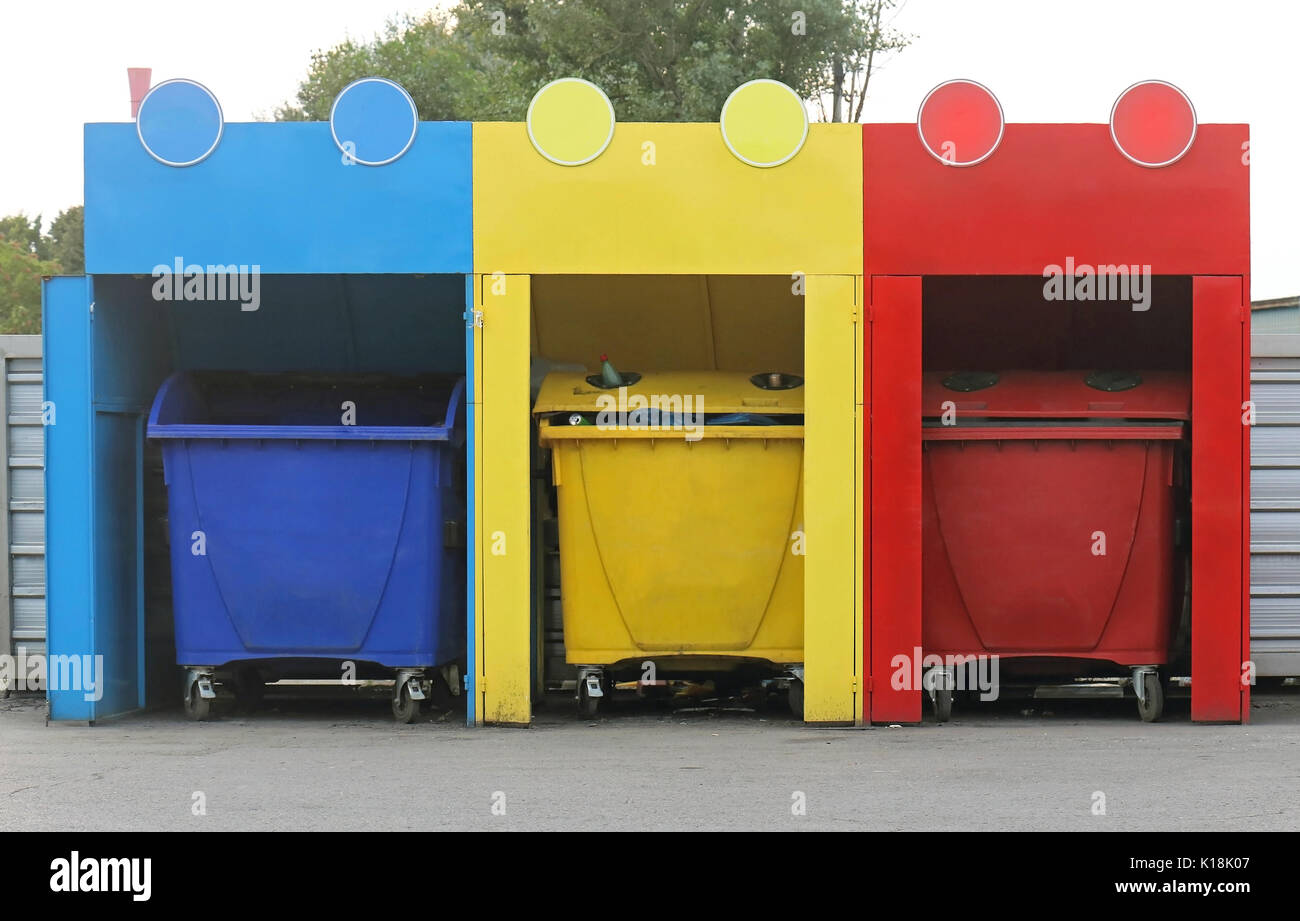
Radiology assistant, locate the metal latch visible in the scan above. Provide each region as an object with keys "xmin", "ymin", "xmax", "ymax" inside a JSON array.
[{"xmin": 463, "ymin": 309, "xmax": 484, "ymax": 329}]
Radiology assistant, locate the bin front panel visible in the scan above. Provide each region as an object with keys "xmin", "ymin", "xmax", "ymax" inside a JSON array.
[
  {"xmin": 474, "ymin": 122, "xmax": 862, "ymax": 275},
  {"xmin": 85, "ymin": 122, "xmax": 472, "ymax": 275},
  {"xmin": 550, "ymin": 436, "xmax": 803, "ymax": 661},
  {"xmin": 537, "ymin": 370, "xmax": 804, "ymax": 666},
  {"xmin": 921, "ymin": 437, "xmax": 1178, "ymax": 663},
  {"xmin": 164, "ymin": 439, "xmax": 454, "ymax": 666}
]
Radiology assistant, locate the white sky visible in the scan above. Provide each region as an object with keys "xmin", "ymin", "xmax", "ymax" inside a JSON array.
[{"xmin": 0, "ymin": 0, "xmax": 1294, "ymax": 297}]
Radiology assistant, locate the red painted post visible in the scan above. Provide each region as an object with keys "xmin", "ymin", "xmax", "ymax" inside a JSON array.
[
  {"xmin": 1191, "ymin": 275, "xmax": 1248, "ymax": 722},
  {"xmin": 867, "ymin": 274, "xmax": 922, "ymax": 723}
]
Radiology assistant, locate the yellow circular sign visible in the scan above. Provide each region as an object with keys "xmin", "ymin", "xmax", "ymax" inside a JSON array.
[
  {"xmin": 719, "ymin": 79, "xmax": 808, "ymax": 168},
  {"xmin": 526, "ymin": 78, "xmax": 616, "ymax": 166}
]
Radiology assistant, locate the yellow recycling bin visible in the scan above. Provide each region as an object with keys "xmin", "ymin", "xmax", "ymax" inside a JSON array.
[{"xmin": 534, "ymin": 369, "xmax": 805, "ymax": 716}]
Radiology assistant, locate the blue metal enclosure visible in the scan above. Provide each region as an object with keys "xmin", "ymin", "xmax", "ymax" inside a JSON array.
[{"xmin": 44, "ymin": 112, "xmax": 474, "ymax": 721}]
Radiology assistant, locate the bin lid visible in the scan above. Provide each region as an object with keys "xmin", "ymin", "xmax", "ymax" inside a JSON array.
[
  {"xmin": 533, "ymin": 370, "xmax": 805, "ymax": 415},
  {"xmin": 147, "ymin": 371, "xmax": 465, "ymax": 441},
  {"xmin": 921, "ymin": 370, "xmax": 1190, "ymax": 420}
]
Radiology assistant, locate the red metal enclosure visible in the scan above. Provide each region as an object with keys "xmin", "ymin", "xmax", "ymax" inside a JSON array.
[
  {"xmin": 922, "ymin": 370, "xmax": 1186, "ymax": 665},
  {"xmin": 864, "ymin": 120, "xmax": 1250, "ymax": 724}
]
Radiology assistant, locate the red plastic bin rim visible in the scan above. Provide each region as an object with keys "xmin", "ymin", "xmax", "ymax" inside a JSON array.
[{"xmin": 921, "ymin": 369, "xmax": 1190, "ymax": 421}]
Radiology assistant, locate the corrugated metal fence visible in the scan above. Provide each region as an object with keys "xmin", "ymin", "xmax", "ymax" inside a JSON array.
[
  {"xmin": 1251, "ymin": 332, "xmax": 1300, "ymax": 677},
  {"xmin": 0, "ymin": 336, "xmax": 45, "ymax": 663}
]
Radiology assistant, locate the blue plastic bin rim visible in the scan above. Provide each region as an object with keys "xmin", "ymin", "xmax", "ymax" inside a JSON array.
[{"xmin": 146, "ymin": 371, "xmax": 465, "ymax": 442}]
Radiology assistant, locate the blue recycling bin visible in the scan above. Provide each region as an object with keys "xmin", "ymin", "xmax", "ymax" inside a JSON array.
[{"xmin": 147, "ymin": 371, "xmax": 466, "ymax": 721}]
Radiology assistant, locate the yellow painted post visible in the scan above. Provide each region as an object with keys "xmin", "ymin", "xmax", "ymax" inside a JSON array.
[
  {"xmin": 803, "ymin": 274, "xmax": 859, "ymax": 724},
  {"xmin": 479, "ymin": 272, "xmax": 533, "ymax": 726},
  {"xmin": 470, "ymin": 276, "xmax": 485, "ymax": 725},
  {"xmin": 853, "ymin": 276, "xmax": 865, "ymax": 726}
]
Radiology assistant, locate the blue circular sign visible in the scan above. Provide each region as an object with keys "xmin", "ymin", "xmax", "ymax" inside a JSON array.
[
  {"xmin": 136, "ymin": 79, "xmax": 224, "ymax": 167},
  {"xmin": 330, "ymin": 78, "xmax": 419, "ymax": 166}
]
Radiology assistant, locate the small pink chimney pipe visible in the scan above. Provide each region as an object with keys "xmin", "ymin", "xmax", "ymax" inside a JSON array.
[{"xmin": 128, "ymin": 68, "xmax": 152, "ymax": 117}]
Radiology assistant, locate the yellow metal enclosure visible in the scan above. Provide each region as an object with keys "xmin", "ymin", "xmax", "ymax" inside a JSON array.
[{"xmin": 472, "ymin": 121, "xmax": 863, "ymax": 725}]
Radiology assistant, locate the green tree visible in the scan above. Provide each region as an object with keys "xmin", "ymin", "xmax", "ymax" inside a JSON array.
[
  {"xmin": 46, "ymin": 206, "xmax": 85, "ymax": 275},
  {"xmin": 0, "ymin": 214, "xmax": 43, "ymax": 257},
  {"xmin": 0, "ymin": 206, "xmax": 85, "ymax": 332},
  {"xmin": 0, "ymin": 239, "xmax": 57, "ymax": 335},
  {"xmin": 278, "ymin": 0, "xmax": 910, "ymax": 123}
]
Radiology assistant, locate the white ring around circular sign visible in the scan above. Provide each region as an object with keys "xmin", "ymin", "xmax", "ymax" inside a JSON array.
[
  {"xmin": 525, "ymin": 78, "xmax": 617, "ymax": 166},
  {"xmin": 135, "ymin": 78, "xmax": 225, "ymax": 168},
  {"xmin": 718, "ymin": 79, "xmax": 809, "ymax": 168},
  {"xmin": 329, "ymin": 77, "xmax": 420, "ymax": 167},
  {"xmin": 915, "ymin": 78, "xmax": 1005, "ymax": 168},
  {"xmin": 1108, "ymin": 79, "xmax": 1198, "ymax": 169}
]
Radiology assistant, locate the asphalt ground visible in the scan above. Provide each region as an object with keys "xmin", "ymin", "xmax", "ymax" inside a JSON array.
[{"xmin": 2, "ymin": 684, "xmax": 1297, "ymax": 831}]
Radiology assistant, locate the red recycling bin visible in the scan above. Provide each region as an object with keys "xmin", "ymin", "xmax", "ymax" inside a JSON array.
[{"xmin": 920, "ymin": 370, "xmax": 1189, "ymax": 719}]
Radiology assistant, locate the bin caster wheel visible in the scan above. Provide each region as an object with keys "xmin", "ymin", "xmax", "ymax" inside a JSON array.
[
  {"xmin": 578, "ymin": 681, "xmax": 602, "ymax": 718},
  {"xmin": 184, "ymin": 682, "xmax": 212, "ymax": 722},
  {"xmin": 787, "ymin": 679, "xmax": 804, "ymax": 720},
  {"xmin": 931, "ymin": 688, "xmax": 952, "ymax": 723},
  {"xmin": 392, "ymin": 683, "xmax": 422, "ymax": 724},
  {"xmin": 1137, "ymin": 672, "xmax": 1164, "ymax": 723},
  {"xmin": 232, "ymin": 668, "xmax": 264, "ymax": 712}
]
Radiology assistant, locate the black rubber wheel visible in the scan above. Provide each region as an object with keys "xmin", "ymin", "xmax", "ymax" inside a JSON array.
[
  {"xmin": 578, "ymin": 681, "xmax": 601, "ymax": 718},
  {"xmin": 392, "ymin": 683, "xmax": 421, "ymax": 723},
  {"xmin": 932, "ymin": 687, "xmax": 953, "ymax": 723},
  {"xmin": 787, "ymin": 679, "xmax": 805, "ymax": 719},
  {"xmin": 232, "ymin": 667, "xmax": 264, "ymax": 712},
  {"xmin": 1137, "ymin": 672, "xmax": 1164, "ymax": 722},
  {"xmin": 184, "ymin": 681, "xmax": 212, "ymax": 722}
]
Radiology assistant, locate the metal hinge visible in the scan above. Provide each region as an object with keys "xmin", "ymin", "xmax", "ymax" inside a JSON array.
[
  {"xmin": 477, "ymin": 675, "xmax": 487, "ymax": 690},
  {"xmin": 464, "ymin": 309, "xmax": 484, "ymax": 329},
  {"xmin": 850, "ymin": 306, "xmax": 858, "ymax": 324}
]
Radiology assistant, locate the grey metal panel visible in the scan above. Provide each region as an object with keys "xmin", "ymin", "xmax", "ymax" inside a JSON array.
[
  {"xmin": 1250, "ymin": 510, "xmax": 1300, "ymax": 545},
  {"xmin": 10, "ymin": 509, "xmax": 43, "ymax": 545},
  {"xmin": 1253, "ymin": 332, "xmax": 1300, "ymax": 356},
  {"xmin": 1251, "ymin": 427, "xmax": 1300, "ymax": 461},
  {"xmin": 10, "ymin": 467, "xmax": 43, "ymax": 502},
  {"xmin": 8, "ymin": 425, "xmax": 43, "ymax": 458},
  {"xmin": 6, "ymin": 357, "xmax": 41, "ymax": 373},
  {"xmin": 0, "ymin": 336, "xmax": 46, "ymax": 664},
  {"xmin": 1251, "ymin": 339, "xmax": 1300, "ymax": 675},
  {"xmin": 7, "ymin": 380, "xmax": 43, "ymax": 416},
  {"xmin": 1252, "ymin": 468, "xmax": 1300, "ymax": 504},
  {"xmin": 1250, "ymin": 553, "xmax": 1300, "ymax": 585},
  {"xmin": 12, "ymin": 596, "xmax": 44, "ymax": 638}
]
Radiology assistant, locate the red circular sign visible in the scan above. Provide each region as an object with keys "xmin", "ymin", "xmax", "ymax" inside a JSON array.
[
  {"xmin": 1110, "ymin": 80, "xmax": 1197, "ymax": 167},
  {"xmin": 917, "ymin": 80, "xmax": 1004, "ymax": 167}
]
